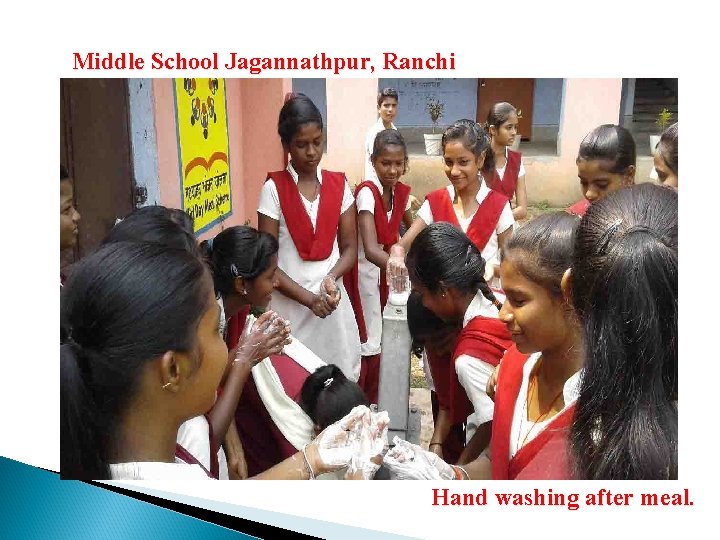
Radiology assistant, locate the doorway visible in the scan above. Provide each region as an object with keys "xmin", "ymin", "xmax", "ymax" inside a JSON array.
[{"xmin": 60, "ymin": 79, "xmax": 135, "ymax": 265}]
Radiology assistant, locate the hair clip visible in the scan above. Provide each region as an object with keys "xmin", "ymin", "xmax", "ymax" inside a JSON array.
[
  {"xmin": 207, "ymin": 237, "xmax": 214, "ymax": 249},
  {"xmin": 323, "ymin": 377, "xmax": 333, "ymax": 388},
  {"xmin": 230, "ymin": 263, "xmax": 240, "ymax": 277}
]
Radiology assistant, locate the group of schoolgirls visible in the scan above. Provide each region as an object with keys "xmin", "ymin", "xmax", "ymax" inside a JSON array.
[
  {"xmin": 59, "ymin": 89, "xmax": 678, "ymax": 480},
  {"xmin": 381, "ymin": 118, "xmax": 678, "ymax": 480}
]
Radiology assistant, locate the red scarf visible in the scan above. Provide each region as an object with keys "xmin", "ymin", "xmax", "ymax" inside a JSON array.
[
  {"xmin": 343, "ymin": 181, "xmax": 410, "ymax": 327},
  {"xmin": 491, "ymin": 345, "xmax": 575, "ymax": 480},
  {"xmin": 566, "ymin": 198, "xmax": 590, "ymax": 217},
  {"xmin": 267, "ymin": 169, "xmax": 345, "ymax": 261},
  {"xmin": 448, "ymin": 315, "xmax": 512, "ymax": 425},
  {"xmin": 226, "ymin": 310, "xmax": 311, "ymax": 476},
  {"xmin": 425, "ymin": 187, "xmax": 508, "ymax": 252},
  {"xmin": 224, "ymin": 305, "xmax": 251, "ymax": 350},
  {"xmin": 485, "ymin": 149, "xmax": 521, "ymax": 199}
]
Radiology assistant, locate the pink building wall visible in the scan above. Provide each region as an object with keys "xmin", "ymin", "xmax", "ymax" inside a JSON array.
[
  {"xmin": 322, "ymin": 78, "xmax": 378, "ymax": 186},
  {"xmin": 238, "ymin": 78, "xmax": 293, "ymax": 226},
  {"xmin": 526, "ymin": 78, "xmax": 624, "ymax": 205}
]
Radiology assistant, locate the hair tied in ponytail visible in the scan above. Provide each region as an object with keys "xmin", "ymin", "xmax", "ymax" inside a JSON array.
[
  {"xmin": 597, "ymin": 219, "xmax": 623, "ymax": 255},
  {"xmin": 623, "ymin": 225, "xmax": 668, "ymax": 247},
  {"xmin": 62, "ymin": 340, "xmax": 92, "ymax": 380}
]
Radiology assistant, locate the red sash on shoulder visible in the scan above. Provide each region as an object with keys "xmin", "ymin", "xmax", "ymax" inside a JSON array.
[
  {"xmin": 344, "ymin": 181, "xmax": 411, "ymax": 326},
  {"xmin": 485, "ymin": 149, "xmax": 521, "ymax": 199},
  {"xmin": 566, "ymin": 198, "xmax": 590, "ymax": 217},
  {"xmin": 356, "ymin": 181, "xmax": 411, "ymax": 247},
  {"xmin": 491, "ymin": 345, "xmax": 575, "ymax": 480},
  {"xmin": 224, "ymin": 305, "xmax": 251, "ymax": 350},
  {"xmin": 426, "ymin": 187, "xmax": 509, "ymax": 252},
  {"xmin": 267, "ymin": 169, "xmax": 345, "ymax": 261},
  {"xmin": 448, "ymin": 316, "xmax": 512, "ymax": 425},
  {"xmin": 230, "ymin": 318, "xmax": 312, "ymax": 475}
]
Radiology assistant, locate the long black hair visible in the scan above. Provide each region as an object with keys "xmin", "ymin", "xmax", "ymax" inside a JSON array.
[
  {"xmin": 407, "ymin": 222, "xmax": 501, "ymax": 312},
  {"xmin": 103, "ymin": 206, "xmax": 199, "ymax": 257},
  {"xmin": 278, "ymin": 93, "xmax": 323, "ymax": 146},
  {"xmin": 505, "ymin": 212, "xmax": 580, "ymax": 297},
  {"xmin": 299, "ymin": 365, "xmax": 368, "ymax": 430},
  {"xmin": 576, "ymin": 124, "xmax": 637, "ymax": 173},
  {"xmin": 199, "ymin": 226, "xmax": 278, "ymax": 296},
  {"xmin": 442, "ymin": 120, "xmax": 495, "ymax": 175},
  {"xmin": 60, "ymin": 242, "xmax": 212, "ymax": 479},
  {"xmin": 570, "ymin": 183, "xmax": 678, "ymax": 479},
  {"xmin": 407, "ymin": 291, "xmax": 460, "ymax": 357}
]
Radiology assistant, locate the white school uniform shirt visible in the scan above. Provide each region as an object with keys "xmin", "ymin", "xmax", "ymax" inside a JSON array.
[
  {"xmin": 176, "ymin": 415, "xmax": 230, "ymax": 479},
  {"xmin": 509, "ymin": 352, "xmax": 583, "ymax": 458},
  {"xmin": 454, "ymin": 291, "xmax": 502, "ymax": 426},
  {"xmin": 416, "ymin": 184, "xmax": 514, "ymax": 286},
  {"xmin": 109, "ymin": 460, "xmax": 210, "ymax": 480},
  {"xmin": 258, "ymin": 163, "xmax": 361, "ymax": 382},
  {"xmin": 355, "ymin": 178, "xmax": 412, "ymax": 356},
  {"xmin": 496, "ymin": 147, "xmax": 526, "ymax": 185},
  {"xmin": 364, "ymin": 118, "xmax": 397, "ymax": 183}
]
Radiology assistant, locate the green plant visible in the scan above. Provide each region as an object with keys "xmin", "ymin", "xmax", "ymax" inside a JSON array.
[
  {"xmin": 426, "ymin": 98, "xmax": 445, "ymax": 134},
  {"xmin": 536, "ymin": 199, "xmax": 551, "ymax": 211},
  {"xmin": 656, "ymin": 108, "xmax": 673, "ymax": 131}
]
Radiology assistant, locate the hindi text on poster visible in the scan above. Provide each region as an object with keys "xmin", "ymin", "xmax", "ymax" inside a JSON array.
[{"xmin": 174, "ymin": 78, "xmax": 232, "ymax": 232}]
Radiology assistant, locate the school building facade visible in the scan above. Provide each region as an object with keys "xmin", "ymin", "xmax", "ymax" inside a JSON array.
[{"xmin": 61, "ymin": 77, "xmax": 675, "ymax": 261}]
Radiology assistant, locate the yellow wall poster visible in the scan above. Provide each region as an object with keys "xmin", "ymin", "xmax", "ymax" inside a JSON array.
[{"xmin": 174, "ymin": 78, "xmax": 232, "ymax": 233}]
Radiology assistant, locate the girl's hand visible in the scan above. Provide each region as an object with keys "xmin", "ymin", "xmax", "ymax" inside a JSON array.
[
  {"xmin": 428, "ymin": 443, "xmax": 444, "ymax": 460},
  {"xmin": 235, "ymin": 311, "xmax": 291, "ymax": 365},
  {"xmin": 383, "ymin": 437, "xmax": 455, "ymax": 480},
  {"xmin": 345, "ymin": 455, "xmax": 383, "ymax": 480},
  {"xmin": 227, "ymin": 442, "xmax": 248, "ymax": 480},
  {"xmin": 319, "ymin": 275, "xmax": 341, "ymax": 310},
  {"xmin": 223, "ymin": 422, "xmax": 248, "ymax": 480},
  {"xmin": 306, "ymin": 405, "xmax": 372, "ymax": 474},
  {"xmin": 386, "ymin": 244, "xmax": 408, "ymax": 293},
  {"xmin": 308, "ymin": 293, "xmax": 334, "ymax": 318},
  {"xmin": 345, "ymin": 410, "xmax": 389, "ymax": 480}
]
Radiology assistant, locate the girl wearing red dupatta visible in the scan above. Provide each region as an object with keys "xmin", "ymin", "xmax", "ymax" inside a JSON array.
[
  {"xmin": 346, "ymin": 129, "xmax": 413, "ymax": 404},
  {"xmin": 483, "ymin": 102, "xmax": 528, "ymax": 221},
  {"xmin": 406, "ymin": 223, "xmax": 511, "ymax": 463},
  {"xmin": 383, "ymin": 213, "xmax": 582, "ymax": 481},
  {"xmin": 258, "ymin": 94, "xmax": 361, "ymax": 382},
  {"xmin": 386, "ymin": 121, "xmax": 514, "ymax": 294}
]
